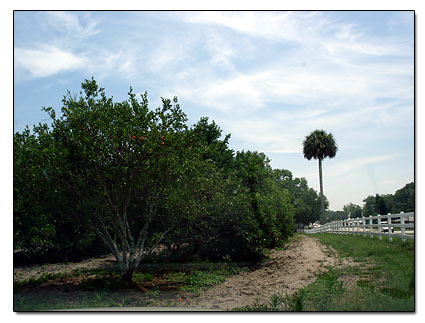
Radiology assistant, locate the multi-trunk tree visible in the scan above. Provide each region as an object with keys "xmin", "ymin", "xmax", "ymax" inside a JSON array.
[{"xmin": 36, "ymin": 78, "xmax": 200, "ymax": 282}]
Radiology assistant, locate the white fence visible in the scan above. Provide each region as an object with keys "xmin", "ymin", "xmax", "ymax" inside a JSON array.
[{"xmin": 304, "ymin": 212, "xmax": 414, "ymax": 242}]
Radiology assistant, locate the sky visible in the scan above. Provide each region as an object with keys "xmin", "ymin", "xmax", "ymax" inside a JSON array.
[{"xmin": 13, "ymin": 10, "xmax": 414, "ymax": 211}]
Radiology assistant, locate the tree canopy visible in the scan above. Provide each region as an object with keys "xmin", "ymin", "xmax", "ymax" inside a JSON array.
[{"xmin": 362, "ymin": 182, "xmax": 414, "ymax": 216}]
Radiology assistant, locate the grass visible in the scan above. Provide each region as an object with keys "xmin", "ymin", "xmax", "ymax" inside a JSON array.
[
  {"xmin": 236, "ymin": 233, "xmax": 414, "ymax": 312},
  {"xmin": 181, "ymin": 268, "xmax": 233, "ymax": 293},
  {"xmin": 311, "ymin": 233, "xmax": 414, "ymax": 311},
  {"xmin": 14, "ymin": 290, "xmax": 140, "ymax": 311}
]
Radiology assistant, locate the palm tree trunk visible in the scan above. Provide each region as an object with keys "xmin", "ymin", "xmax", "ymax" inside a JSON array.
[{"xmin": 318, "ymin": 157, "xmax": 325, "ymax": 224}]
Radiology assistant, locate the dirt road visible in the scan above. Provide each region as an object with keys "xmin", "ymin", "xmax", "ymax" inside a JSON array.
[{"xmin": 182, "ymin": 234, "xmax": 341, "ymax": 310}]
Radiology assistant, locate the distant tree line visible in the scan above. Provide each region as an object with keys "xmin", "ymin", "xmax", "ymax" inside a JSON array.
[
  {"xmin": 362, "ymin": 182, "xmax": 414, "ymax": 216},
  {"xmin": 13, "ymin": 79, "xmax": 323, "ymax": 276},
  {"xmin": 324, "ymin": 182, "xmax": 414, "ymax": 223}
]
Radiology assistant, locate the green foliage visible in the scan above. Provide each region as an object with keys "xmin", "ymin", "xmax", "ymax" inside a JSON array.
[
  {"xmin": 274, "ymin": 169, "xmax": 323, "ymax": 225},
  {"xmin": 14, "ymin": 290, "xmax": 139, "ymax": 311},
  {"xmin": 14, "ymin": 272, "xmax": 68, "ymax": 288},
  {"xmin": 14, "ymin": 78, "xmax": 296, "ymax": 268},
  {"xmin": 182, "ymin": 269, "xmax": 233, "ymax": 293},
  {"xmin": 291, "ymin": 269, "xmax": 345, "ymax": 311},
  {"xmin": 305, "ymin": 233, "xmax": 414, "ymax": 311},
  {"xmin": 233, "ymin": 294, "xmax": 294, "ymax": 311},
  {"xmin": 392, "ymin": 182, "xmax": 414, "ymax": 213},
  {"xmin": 79, "ymin": 274, "xmax": 129, "ymax": 291},
  {"xmin": 161, "ymin": 124, "xmax": 295, "ymax": 261},
  {"xmin": 343, "ymin": 203, "xmax": 362, "ymax": 219},
  {"xmin": 325, "ymin": 210, "xmax": 347, "ymax": 222},
  {"xmin": 233, "ymin": 151, "xmax": 295, "ymax": 251},
  {"xmin": 131, "ymin": 272, "xmax": 154, "ymax": 282},
  {"xmin": 362, "ymin": 182, "xmax": 414, "ymax": 216},
  {"xmin": 302, "ymin": 130, "xmax": 338, "ymax": 161},
  {"xmin": 14, "ymin": 128, "xmax": 103, "ymax": 262}
]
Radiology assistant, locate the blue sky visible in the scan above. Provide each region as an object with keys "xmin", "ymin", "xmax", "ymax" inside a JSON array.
[{"xmin": 13, "ymin": 11, "xmax": 414, "ymax": 211}]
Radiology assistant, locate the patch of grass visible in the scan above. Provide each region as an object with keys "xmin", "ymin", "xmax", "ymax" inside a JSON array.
[
  {"xmin": 289, "ymin": 269, "xmax": 345, "ymax": 311},
  {"xmin": 132, "ymin": 272, "xmax": 154, "ymax": 282},
  {"xmin": 233, "ymin": 294, "xmax": 294, "ymax": 311},
  {"xmin": 164, "ymin": 271, "xmax": 186, "ymax": 282},
  {"xmin": 182, "ymin": 268, "xmax": 234, "ymax": 294},
  {"xmin": 14, "ymin": 272, "xmax": 68, "ymax": 288},
  {"xmin": 298, "ymin": 233, "xmax": 414, "ymax": 311},
  {"xmin": 79, "ymin": 273, "xmax": 129, "ymax": 291},
  {"xmin": 14, "ymin": 290, "xmax": 142, "ymax": 311}
]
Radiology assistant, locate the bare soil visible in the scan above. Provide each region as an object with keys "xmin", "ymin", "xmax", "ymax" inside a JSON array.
[
  {"xmin": 182, "ymin": 234, "xmax": 352, "ymax": 310},
  {"xmin": 14, "ymin": 235, "xmax": 356, "ymax": 311}
]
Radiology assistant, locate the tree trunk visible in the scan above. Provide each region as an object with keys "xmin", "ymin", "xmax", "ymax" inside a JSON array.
[
  {"xmin": 318, "ymin": 157, "xmax": 325, "ymax": 224},
  {"xmin": 122, "ymin": 264, "xmax": 135, "ymax": 287}
]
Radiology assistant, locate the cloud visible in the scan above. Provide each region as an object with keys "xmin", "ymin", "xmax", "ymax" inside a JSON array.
[
  {"xmin": 180, "ymin": 11, "xmax": 324, "ymax": 43},
  {"xmin": 152, "ymin": 11, "xmax": 412, "ymax": 157},
  {"xmin": 327, "ymin": 154, "xmax": 398, "ymax": 177},
  {"xmin": 14, "ymin": 45, "xmax": 88, "ymax": 78},
  {"xmin": 45, "ymin": 11, "xmax": 100, "ymax": 39}
]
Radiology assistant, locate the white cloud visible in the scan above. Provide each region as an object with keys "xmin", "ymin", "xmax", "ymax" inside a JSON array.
[
  {"xmin": 180, "ymin": 11, "xmax": 324, "ymax": 43},
  {"xmin": 45, "ymin": 11, "xmax": 100, "ymax": 39},
  {"xmin": 14, "ymin": 45, "xmax": 138, "ymax": 81},
  {"xmin": 203, "ymin": 28, "xmax": 236, "ymax": 70},
  {"xmin": 327, "ymin": 154, "xmax": 397, "ymax": 177},
  {"xmin": 14, "ymin": 45, "xmax": 88, "ymax": 78}
]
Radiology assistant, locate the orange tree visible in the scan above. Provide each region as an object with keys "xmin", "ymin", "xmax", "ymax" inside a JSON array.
[
  {"xmin": 37, "ymin": 78, "xmax": 199, "ymax": 282},
  {"xmin": 14, "ymin": 125, "xmax": 100, "ymax": 261}
]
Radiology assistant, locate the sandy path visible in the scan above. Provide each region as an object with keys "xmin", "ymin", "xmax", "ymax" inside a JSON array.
[
  {"xmin": 182, "ymin": 235, "xmax": 339, "ymax": 310},
  {"xmin": 13, "ymin": 255, "xmax": 118, "ymax": 282}
]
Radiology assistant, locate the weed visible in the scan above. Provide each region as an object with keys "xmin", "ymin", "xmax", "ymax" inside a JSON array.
[
  {"xmin": 182, "ymin": 269, "xmax": 232, "ymax": 293},
  {"xmin": 79, "ymin": 273, "xmax": 128, "ymax": 291},
  {"xmin": 14, "ymin": 272, "xmax": 67, "ymax": 288},
  {"xmin": 164, "ymin": 271, "xmax": 186, "ymax": 282},
  {"xmin": 132, "ymin": 272, "xmax": 154, "ymax": 282},
  {"xmin": 233, "ymin": 293, "xmax": 293, "ymax": 311},
  {"xmin": 146, "ymin": 286, "xmax": 160, "ymax": 299}
]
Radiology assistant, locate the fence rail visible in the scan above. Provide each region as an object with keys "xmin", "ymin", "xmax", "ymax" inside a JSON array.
[{"xmin": 304, "ymin": 212, "xmax": 414, "ymax": 242}]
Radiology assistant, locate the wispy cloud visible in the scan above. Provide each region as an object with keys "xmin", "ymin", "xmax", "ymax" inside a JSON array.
[
  {"xmin": 14, "ymin": 45, "xmax": 88, "ymax": 78},
  {"xmin": 44, "ymin": 11, "xmax": 100, "ymax": 40},
  {"xmin": 155, "ymin": 11, "xmax": 413, "ymax": 156},
  {"xmin": 327, "ymin": 154, "xmax": 398, "ymax": 177}
]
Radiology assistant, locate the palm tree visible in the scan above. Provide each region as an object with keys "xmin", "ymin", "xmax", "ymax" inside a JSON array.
[{"xmin": 303, "ymin": 130, "xmax": 338, "ymax": 224}]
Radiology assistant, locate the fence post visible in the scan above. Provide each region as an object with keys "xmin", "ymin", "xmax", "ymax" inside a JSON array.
[
  {"xmin": 356, "ymin": 217, "xmax": 360, "ymax": 236},
  {"xmin": 378, "ymin": 214, "xmax": 382, "ymax": 240},
  {"xmin": 400, "ymin": 211, "xmax": 405, "ymax": 242},
  {"xmin": 369, "ymin": 215, "xmax": 373, "ymax": 239},
  {"xmin": 387, "ymin": 213, "xmax": 392, "ymax": 242},
  {"xmin": 363, "ymin": 216, "xmax": 366, "ymax": 237}
]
